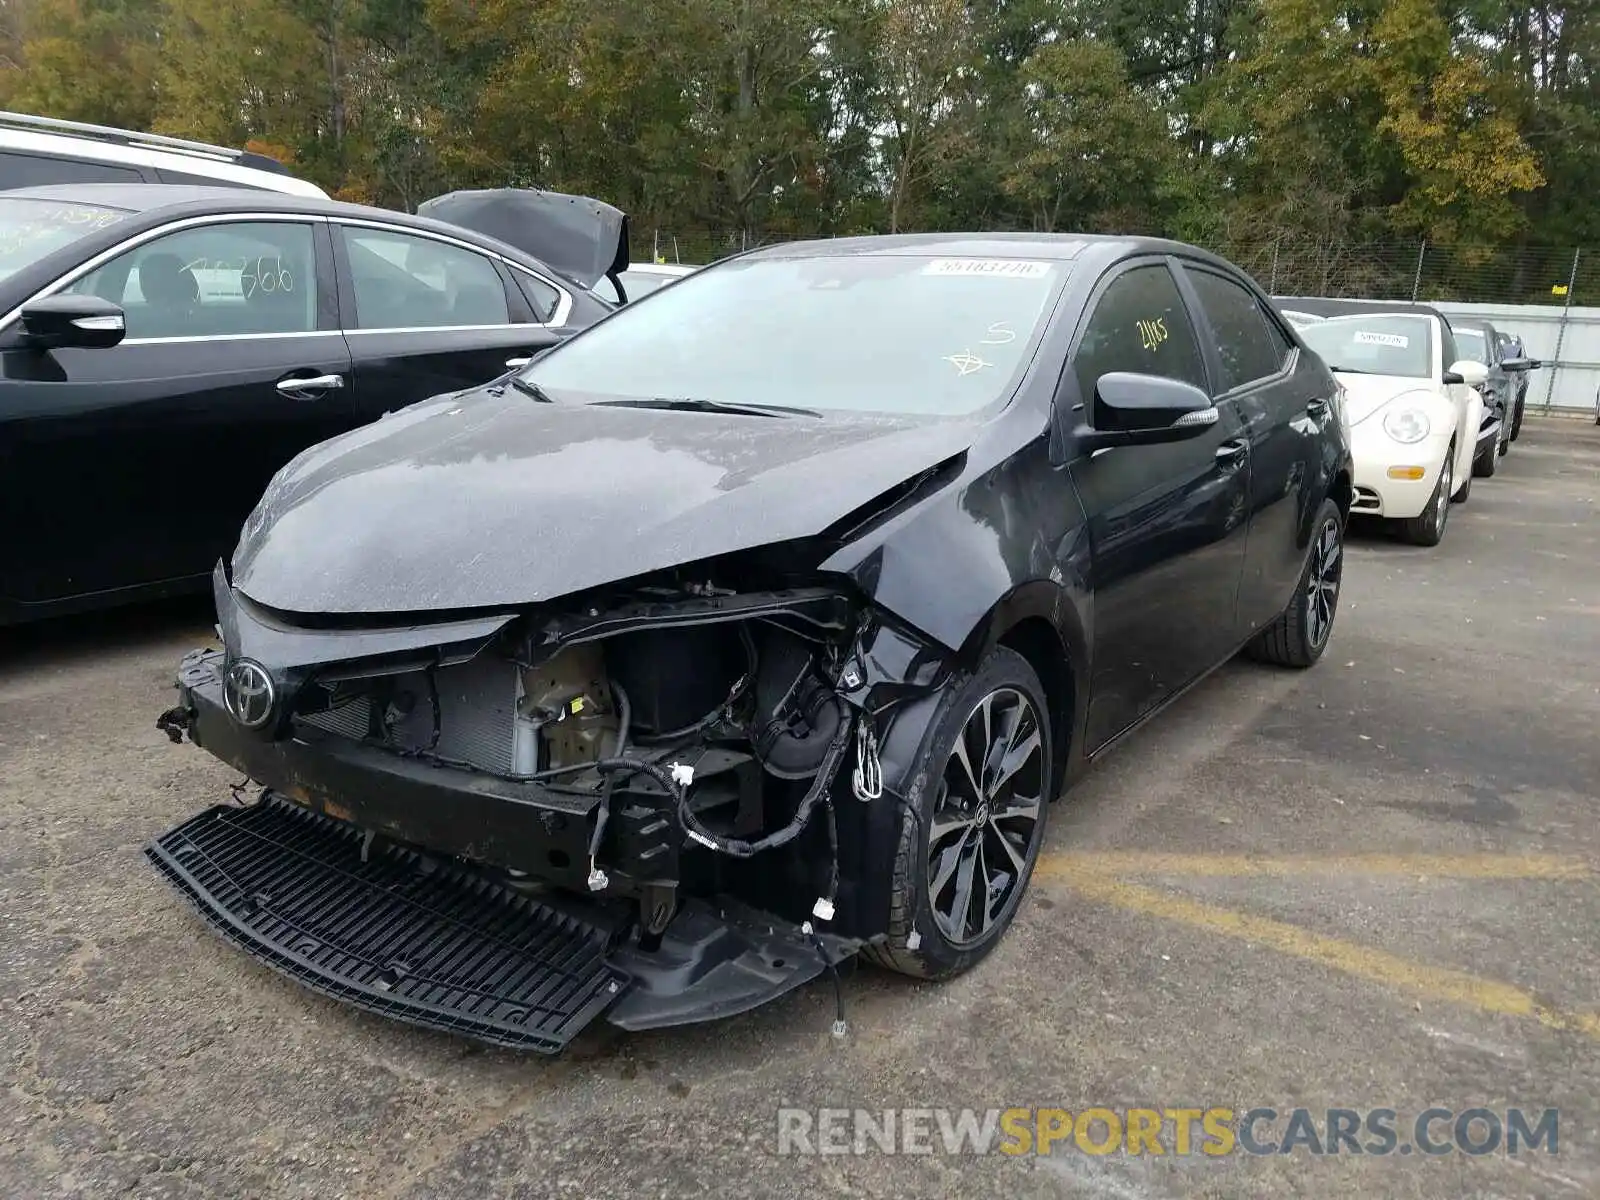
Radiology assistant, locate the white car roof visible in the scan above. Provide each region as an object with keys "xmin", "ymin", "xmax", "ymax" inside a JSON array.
[
  {"xmin": 626, "ymin": 262, "xmax": 699, "ymax": 277},
  {"xmin": 0, "ymin": 119, "xmax": 328, "ymax": 199}
]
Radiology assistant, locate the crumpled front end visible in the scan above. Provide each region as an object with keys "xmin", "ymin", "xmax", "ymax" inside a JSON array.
[{"xmin": 152, "ymin": 557, "xmax": 955, "ymax": 1050}]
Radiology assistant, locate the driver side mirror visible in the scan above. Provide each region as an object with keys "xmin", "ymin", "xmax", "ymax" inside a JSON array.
[
  {"xmin": 20, "ymin": 294, "xmax": 127, "ymax": 351},
  {"xmin": 1444, "ymin": 359, "xmax": 1489, "ymax": 387},
  {"xmin": 1074, "ymin": 372, "xmax": 1219, "ymax": 454},
  {"xmin": 1499, "ymin": 355, "xmax": 1535, "ymax": 372}
]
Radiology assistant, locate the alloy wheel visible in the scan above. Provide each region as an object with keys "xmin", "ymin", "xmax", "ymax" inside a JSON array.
[
  {"xmin": 926, "ymin": 687, "xmax": 1046, "ymax": 948},
  {"xmin": 1305, "ymin": 515, "xmax": 1342, "ymax": 649},
  {"xmin": 1434, "ymin": 454, "xmax": 1452, "ymax": 537}
]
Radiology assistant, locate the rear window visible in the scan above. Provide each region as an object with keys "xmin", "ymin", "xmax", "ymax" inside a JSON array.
[
  {"xmin": 155, "ymin": 168, "xmax": 269, "ymax": 191},
  {"xmin": 0, "ymin": 150, "xmax": 143, "ymax": 188},
  {"xmin": 0, "ymin": 196, "xmax": 127, "ymax": 282},
  {"xmin": 1298, "ymin": 314, "xmax": 1434, "ymax": 380}
]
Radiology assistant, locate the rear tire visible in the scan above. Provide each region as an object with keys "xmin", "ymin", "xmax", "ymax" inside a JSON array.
[
  {"xmin": 1510, "ymin": 397, "xmax": 1525, "ymax": 441},
  {"xmin": 864, "ymin": 647, "xmax": 1052, "ymax": 981},
  {"xmin": 1245, "ymin": 498, "xmax": 1343, "ymax": 669},
  {"xmin": 1452, "ymin": 465, "xmax": 1472, "ymax": 504}
]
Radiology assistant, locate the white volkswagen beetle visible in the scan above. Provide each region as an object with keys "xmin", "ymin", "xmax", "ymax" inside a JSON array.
[{"xmin": 1297, "ymin": 311, "xmax": 1489, "ymax": 546}]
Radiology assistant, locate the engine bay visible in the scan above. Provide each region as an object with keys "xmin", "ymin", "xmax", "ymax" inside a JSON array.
[{"xmin": 259, "ymin": 574, "xmax": 924, "ymax": 949}]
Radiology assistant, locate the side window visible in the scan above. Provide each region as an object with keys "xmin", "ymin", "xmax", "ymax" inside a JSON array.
[
  {"xmin": 1073, "ymin": 264, "xmax": 1207, "ymax": 417},
  {"xmin": 64, "ymin": 221, "xmax": 317, "ymax": 340},
  {"xmin": 513, "ymin": 269, "xmax": 562, "ymax": 322},
  {"xmin": 0, "ymin": 150, "xmax": 144, "ymax": 186},
  {"xmin": 339, "ymin": 227, "xmax": 510, "ymax": 329},
  {"xmin": 155, "ymin": 168, "xmax": 269, "ymax": 192},
  {"xmin": 1186, "ymin": 268, "xmax": 1284, "ymax": 391}
]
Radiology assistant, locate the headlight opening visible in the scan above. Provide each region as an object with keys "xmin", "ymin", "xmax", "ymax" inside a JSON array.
[{"xmin": 1383, "ymin": 407, "xmax": 1430, "ymax": 444}]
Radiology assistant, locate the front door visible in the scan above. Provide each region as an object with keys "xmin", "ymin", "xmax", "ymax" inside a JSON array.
[
  {"xmin": 1066, "ymin": 260, "xmax": 1252, "ymax": 752},
  {"xmin": 0, "ymin": 217, "xmax": 352, "ymax": 607}
]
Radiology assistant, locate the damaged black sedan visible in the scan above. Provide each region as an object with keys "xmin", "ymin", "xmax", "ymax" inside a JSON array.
[{"xmin": 152, "ymin": 235, "xmax": 1353, "ymax": 1051}]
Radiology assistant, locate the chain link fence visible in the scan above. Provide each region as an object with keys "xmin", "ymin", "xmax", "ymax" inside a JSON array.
[
  {"xmin": 635, "ymin": 229, "xmax": 1587, "ymax": 307},
  {"xmin": 1219, "ymin": 238, "xmax": 1585, "ymax": 307}
]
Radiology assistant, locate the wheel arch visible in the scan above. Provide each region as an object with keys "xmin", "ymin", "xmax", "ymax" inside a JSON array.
[
  {"xmin": 1328, "ymin": 466, "xmax": 1352, "ymax": 525},
  {"xmin": 963, "ymin": 581, "xmax": 1088, "ymax": 795}
]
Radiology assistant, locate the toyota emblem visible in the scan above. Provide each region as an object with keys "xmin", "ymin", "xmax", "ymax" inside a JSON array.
[{"xmin": 224, "ymin": 659, "xmax": 277, "ymax": 729}]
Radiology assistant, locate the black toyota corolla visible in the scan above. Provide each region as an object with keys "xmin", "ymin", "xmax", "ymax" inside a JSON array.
[{"xmin": 152, "ymin": 234, "xmax": 1353, "ymax": 1051}]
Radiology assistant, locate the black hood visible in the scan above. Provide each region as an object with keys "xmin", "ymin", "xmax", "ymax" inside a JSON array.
[
  {"xmin": 418, "ymin": 188, "xmax": 628, "ymax": 290},
  {"xmin": 232, "ymin": 391, "xmax": 978, "ymax": 615}
]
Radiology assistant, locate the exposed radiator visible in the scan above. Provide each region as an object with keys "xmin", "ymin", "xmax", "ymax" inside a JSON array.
[{"xmin": 298, "ymin": 654, "xmax": 526, "ymax": 777}]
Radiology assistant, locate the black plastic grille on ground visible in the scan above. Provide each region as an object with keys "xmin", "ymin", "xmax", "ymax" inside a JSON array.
[{"xmin": 146, "ymin": 795, "xmax": 628, "ymax": 1052}]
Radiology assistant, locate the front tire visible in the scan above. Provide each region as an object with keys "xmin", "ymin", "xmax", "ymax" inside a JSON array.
[
  {"xmin": 1473, "ymin": 437, "xmax": 1499, "ymax": 478},
  {"xmin": 864, "ymin": 647, "xmax": 1052, "ymax": 981},
  {"xmin": 1510, "ymin": 397, "xmax": 1525, "ymax": 441},
  {"xmin": 1245, "ymin": 498, "xmax": 1343, "ymax": 668},
  {"xmin": 1400, "ymin": 442, "xmax": 1453, "ymax": 546}
]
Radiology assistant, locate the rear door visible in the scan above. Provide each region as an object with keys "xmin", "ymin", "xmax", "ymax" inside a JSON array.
[
  {"xmin": 1067, "ymin": 259, "xmax": 1252, "ymax": 751},
  {"xmin": 1, "ymin": 215, "xmax": 351, "ymax": 606},
  {"xmin": 1176, "ymin": 260, "xmax": 1324, "ymax": 637},
  {"xmin": 331, "ymin": 221, "xmax": 570, "ymax": 418}
]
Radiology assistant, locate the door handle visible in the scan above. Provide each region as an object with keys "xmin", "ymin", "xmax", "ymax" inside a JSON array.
[
  {"xmin": 505, "ymin": 356, "xmax": 531, "ymax": 369},
  {"xmin": 1215, "ymin": 439, "xmax": 1249, "ymax": 470},
  {"xmin": 276, "ymin": 373, "xmax": 345, "ymax": 398},
  {"xmin": 1306, "ymin": 397, "xmax": 1331, "ymax": 418}
]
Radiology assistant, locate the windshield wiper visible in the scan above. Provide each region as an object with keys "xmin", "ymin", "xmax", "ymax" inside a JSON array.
[
  {"xmin": 592, "ymin": 397, "xmax": 819, "ymax": 419},
  {"xmin": 509, "ymin": 376, "xmax": 556, "ymax": 403}
]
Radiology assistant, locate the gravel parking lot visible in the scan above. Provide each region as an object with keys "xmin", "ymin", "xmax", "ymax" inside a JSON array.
[{"xmin": 3, "ymin": 417, "xmax": 1597, "ymax": 1200}]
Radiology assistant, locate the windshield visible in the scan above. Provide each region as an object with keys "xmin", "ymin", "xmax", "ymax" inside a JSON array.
[
  {"xmin": 1298, "ymin": 313, "xmax": 1434, "ymax": 379},
  {"xmin": 528, "ymin": 253, "xmax": 1065, "ymax": 416},
  {"xmin": 0, "ymin": 198, "xmax": 127, "ymax": 283},
  {"xmin": 1454, "ymin": 327, "xmax": 1488, "ymax": 364}
]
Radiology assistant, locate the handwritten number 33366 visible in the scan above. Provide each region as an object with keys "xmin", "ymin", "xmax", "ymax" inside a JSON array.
[{"xmin": 181, "ymin": 255, "xmax": 294, "ymax": 298}]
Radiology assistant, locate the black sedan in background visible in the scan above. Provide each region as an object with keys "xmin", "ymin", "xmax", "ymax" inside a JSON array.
[
  {"xmin": 1493, "ymin": 329, "xmax": 1542, "ymax": 440},
  {"xmin": 1448, "ymin": 316, "xmax": 1535, "ymax": 458},
  {"xmin": 0, "ymin": 184, "xmax": 619, "ymax": 624}
]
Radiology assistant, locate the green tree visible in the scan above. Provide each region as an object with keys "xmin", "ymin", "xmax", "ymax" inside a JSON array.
[
  {"xmin": 0, "ymin": 0, "xmax": 159, "ymax": 128},
  {"xmin": 1002, "ymin": 38, "xmax": 1176, "ymax": 233}
]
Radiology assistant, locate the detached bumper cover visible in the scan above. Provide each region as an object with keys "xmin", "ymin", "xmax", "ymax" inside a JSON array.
[{"xmin": 148, "ymin": 796, "xmax": 628, "ymax": 1052}]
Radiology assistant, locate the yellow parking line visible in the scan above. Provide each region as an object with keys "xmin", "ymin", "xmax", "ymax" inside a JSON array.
[
  {"xmin": 1046, "ymin": 870, "xmax": 1600, "ymax": 1041},
  {"xmin": 1036, "ymin": 852, "xmax": 1592, "ymax": 881}
]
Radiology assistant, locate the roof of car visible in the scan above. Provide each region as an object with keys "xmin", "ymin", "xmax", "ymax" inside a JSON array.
[
  {"xmin": 744, "ymin": 231, "xmax": 1228, "ymax": 268},
  {"xmin": 1271, "ymin": 295, "xmax": 1455, "ymax": 325},
  {"xmin": 1446, "ymin": 315, "xmax": 1497, "ymax": 334},
  {"xmin": 5, "ymin": 182, "xmax": 410, "ymax": 221},
  {"xmin": 626, "ymin": 262, "xmax": 698, "ymax": 276}
]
